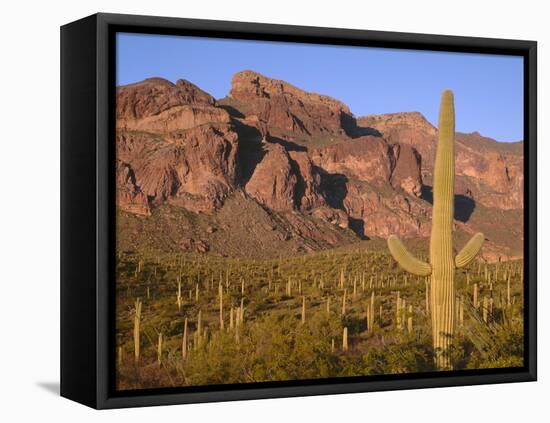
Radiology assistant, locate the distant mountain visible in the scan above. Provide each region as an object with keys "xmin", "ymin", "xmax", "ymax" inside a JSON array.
[{"xmin": 115, "ymin": 71, "xmax": 524, "ymax": 261}]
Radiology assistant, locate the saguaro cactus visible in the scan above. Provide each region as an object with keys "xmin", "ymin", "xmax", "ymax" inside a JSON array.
[
  {"xmin": 157, "ymin": 332, "xmax": 163, "ymax": 366},
  {"xmin": 219, "ymin": 283, "xmax": 224, "ymax": 330},
  {"xmin": 182, "ymin": 317, "xmax": 188, "ymax": 360},
  {"xmin": 133, "ymin": 298, "xmax": 142, "ymax": 363},
  {"xmin": 342, "ymin": 327, "xmax": 349, "ymax": 351},
  {"xmin": 387, "ymin": 90, "xmax": 484, "ymax": 370},
  {"xmin": 176, "ymin": 280, "xmax": 182, "ymax": 312},
  {"xmin": 301, "ymin": 296, "xmax": 306, "ymax": 324},
  {"xmin": 341, "ymin": 288, "xmax": 347, "ymax": 316},
  {"xmin": 197, "ymin": 309, "xmax": 203, "ymax": 347}
]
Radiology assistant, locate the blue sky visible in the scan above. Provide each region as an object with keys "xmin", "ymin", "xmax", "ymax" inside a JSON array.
[{"xmin": 116, "ymin": 33, "xmax": 524, "ymax": 142}]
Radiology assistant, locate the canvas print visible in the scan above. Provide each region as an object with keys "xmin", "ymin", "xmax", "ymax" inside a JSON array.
[{"xmin": 115, "ymin": 33, "xmax": 525, "ymax": 390}]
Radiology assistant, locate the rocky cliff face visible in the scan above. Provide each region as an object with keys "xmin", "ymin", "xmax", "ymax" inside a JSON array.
[
  {"xmin": 245, "ymin": 143, "xmax": 299, "ymax": 211},
  {"xmin": 359, "ymin": 113, "xmax": 524, "ymax": 210},
  {"xmin": 116, "ymin": 72, "xmax": 524, "ymax": 261},
  {"xmin": 117, "ymin": 78, "xmax": 216, "ymax": 120},
  {"xmin": 116, "ymin": 161, "xmax": 151, "ymax": 216},
  {"xmin": 223, "ymin": 70, "xmax": 356, "ymax": 139},
  {"xmin": 390, "ymin": 143, "xmax": 423, "ymax": 197},
  {"xmin": 311, "ymin": 136, "xmax": 393, "ymax": 184},
  {"xmin": 117, "ymin": 123, "xmax": 240, "ymax": 214},
  {"xmin": 116, "ymin": 78, "xmax": 240, "ymax": 214}
]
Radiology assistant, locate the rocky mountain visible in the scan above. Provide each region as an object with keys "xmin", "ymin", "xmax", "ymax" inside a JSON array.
[
  {"xmin": 358, "ymin": 113, "xmax": 524, "ymax": 210},
  {"xmin": 116, "ymin": 71, "xmax": 524, "ymax": 261}
]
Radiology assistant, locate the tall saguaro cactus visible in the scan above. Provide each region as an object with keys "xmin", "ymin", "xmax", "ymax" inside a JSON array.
[{"xmin": 387, "ymin": 90, "xmax": 484, "ymax": 369}]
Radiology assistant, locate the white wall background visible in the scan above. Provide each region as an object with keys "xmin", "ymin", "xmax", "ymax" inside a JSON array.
[{"xmin": 0, "ymin": 0, "xmax": 546, "ymax": 420}]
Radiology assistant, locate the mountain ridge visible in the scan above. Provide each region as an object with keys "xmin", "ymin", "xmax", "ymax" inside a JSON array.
[{"xmin": 115, "ymin": 71, "xmax": 524, "ymax": 262}]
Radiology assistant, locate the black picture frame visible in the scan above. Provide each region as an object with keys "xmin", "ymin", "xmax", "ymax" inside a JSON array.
[{"xmin": 60, "ymin": 12, "xmax": 537, "ymax": 409}]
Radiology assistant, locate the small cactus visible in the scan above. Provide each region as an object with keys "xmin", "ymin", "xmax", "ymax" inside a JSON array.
[
  {"xmin": 425, "ymin": 278, "xmax": 430, "ymax": 315},
  {"xmin": 239, "ymin": 298, "xmax": 245, "ymax": 325},
  {"xmin": 459, "ymin": 297, "xmax": 464, "ymax": 327},
  {"xmin": 133, "ymin": 298, "xmax": 142, "ymax": 363},
  {"xmin": 197, "ymin": 309, "xmax": 202, "ymax": 342},
  {"xmin": 176, "ymin": 280, "xmax": 182, "ymax": 312},
  {"xmin": 507, "ymin": 273, "xmax": 512, "ymax": 306},
  {"xmin": 157, "ymin": 332, "xmax": 163, "ymax": 366},
  {"xmin": 395, "ymin": 291, "xmax": 402, "ymax": 329},
  {"xmin": 286, "ymin": 277, "xmax": 292, "ymax": 296},
  {"xmin": 342, "ymin": 327, "xmax": 349, "ymax": 351},
  {"xmin": 182, "ymin": 317, "xmax": 188, "ymax": 360},
  {"xmin": 369, "ymin": 291, "xmax": 375, "ymax": 331},
  {"xmin": 219, "ymin": 283, "xmax": 224, "ymax": 330},
  {"xmin": 342, "ymin": 289, "xmax": 347, "ymax": 316}
]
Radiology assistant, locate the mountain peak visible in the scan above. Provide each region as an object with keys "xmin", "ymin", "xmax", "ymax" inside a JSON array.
[
  {"xmin": 358, "ymin": 112, "xmax": 434, "ymax": 131},
  {"xmin": 229, "ymin": 70, "xmax": 350, "ymax": 113},
  {"xmin": 117, "ymin": 77, "xmax": 216, "ymax": 120}
]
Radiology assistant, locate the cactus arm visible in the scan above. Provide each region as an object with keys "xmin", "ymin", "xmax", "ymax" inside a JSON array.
[
  {"xmin": 387, "ymin": 235, "xmax": 432, "ymax": 276},
  {"xmin": 455, "ymin": 232, "xmax": 484, "ymax": 268}
]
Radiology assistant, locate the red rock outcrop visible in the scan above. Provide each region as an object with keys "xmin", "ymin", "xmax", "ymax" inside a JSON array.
[
  {"xmin": 311, "ymin": 207, "xmax": 349, "ymax": 229},
  {"xmin": 245, "ymin": 143, "xmax": 298, "ymax": 211},
  {"xmin": 117, "ymin": 78, "xmax": 231, "ymax": 133},
  {"xmin": 116, "ymin": 77, "xmax": 242, "ymax": 213},
  {"xmin": 117, "ymin": 78, "xmax": 215, "ymax": 121},
  {"xmin": 342, "ymin": 180, "xmax": 431, "ymax": 239},
  {"xmin": 117, "ymin": 123, "xmax": 239, "ymax": 213},
  {"xmin": 226, "ymin": 70, "xmax": 356, "ymax": 138},
  {"xmin": 117, "ymin": 105, "xmax": 231, "ymax": 133},
  {"xmin": 308, "ymin": 135, "xmax": 427, "ymax": 238},
  {"xmin": 288, "ymin": 151, "xmax": 326, "ymax": 210},
  {"xmin": 390, "ymin": 143, "xmax": 423, "ymax": 197},
  {"xmin": 166, "ymin": 124, "xmax": 240, "ymax": 212},
  {"xmin": 311, "ymin": 136, "xmax": 393, "ymax": 184},
  {"xmin": 243, "ymin": 144, "xmax": 328, "ymax": 212},
  {"xmin": 359, "ymin": 112, "xmax": 524, "ymax": 210},
  {"xmin": 358, "ymin": 112, "xmax": 437, "ymax": 168},
  {"xmin": 116, "ymin": 161, "xmax": 151, "ymax": 216},
  {"xmin": 454, "ymin": 134, "xmax": 524, "ymax": 210}
]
